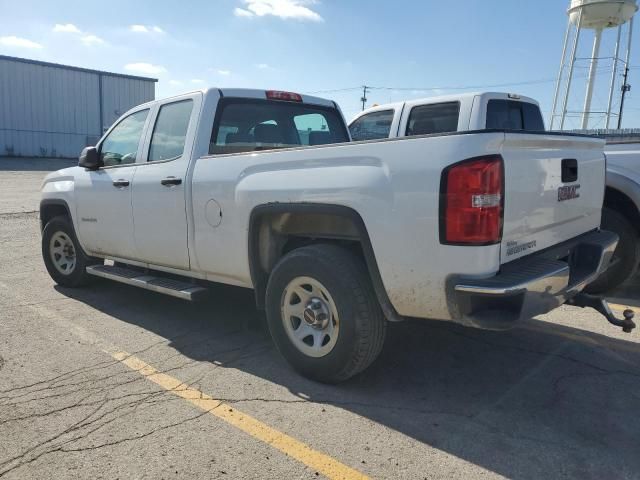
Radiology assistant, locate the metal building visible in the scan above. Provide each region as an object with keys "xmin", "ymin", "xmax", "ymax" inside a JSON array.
[{"xmin": 0, "ymin": 55, "xmax": 156, "ymax": 158}]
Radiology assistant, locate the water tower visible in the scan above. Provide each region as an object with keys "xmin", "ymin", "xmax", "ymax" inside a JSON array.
[{"xmin": 550, "ymin": 0, "xmax": 637, "ymax": 130}]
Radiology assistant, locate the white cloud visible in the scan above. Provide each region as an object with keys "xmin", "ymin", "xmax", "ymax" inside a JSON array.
[
  {"xmin": 124, "ymin": 62, "xmax": 166, "ymax": 75},
  {"xmin": 217, "ymin": 69, "xmax": 231, "ymax": 76},
  {"xmin": 191, "ymin": 78, "xmax": 204, "ymax": 84},
  {"xmin": 256, "ymin": 63, "xmax": 270, "ymax": 69},
  {"xmin": 0, "ymin": 36, "xmax": 43, "ymax": 49},
  {"xmin": 130, "ymin": 25, "xmax": 165, "ymax": 34},
  {"xmin": 168, "ymin": 80, "xmax": 183, "ymax": 86},
  {"xmin": 234, "ymin": 0, "xmax": 323, "ymax": 21},
  {"xmin": 52, "ymin": 23, "xmax": 105, "ymax": 47},
  {"xmin": 234, "ymin": 8, "xmax": 254, "ymax": 17},
  {"xmin": 53, "ymin": 23, "xmax": 81, "ymax": 33},
  {"xmin": 81, "ymin": 35, "xmax": 105, "ymax": 46}
]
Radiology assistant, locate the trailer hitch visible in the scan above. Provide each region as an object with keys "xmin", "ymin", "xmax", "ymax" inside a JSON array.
[{"xmin": 568, "ymin": 293, "xmax": 636, "ymax": 333}]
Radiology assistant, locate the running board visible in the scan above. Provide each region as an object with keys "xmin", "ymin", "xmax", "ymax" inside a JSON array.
[{"xmin": 86, "ymin": 265, "xmax": 208, "ymax": 301}]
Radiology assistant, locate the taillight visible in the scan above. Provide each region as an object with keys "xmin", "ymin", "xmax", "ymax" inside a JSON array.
[
  {"xmin": 440, "ymin": 155, "xmax": 504, "ymax": 245},
  {"xmin": 265, "ymin": 90, "xmax": 303, "ymax": 102}
]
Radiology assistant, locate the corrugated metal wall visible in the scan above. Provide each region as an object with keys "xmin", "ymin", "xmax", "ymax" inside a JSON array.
[
  {"xmin": 101, "ymin": 76, "xmax": 155, "ymax": 135},
  {"xmin": 0, "ymin": 56, "xmax": 155, "ymax": 158}
]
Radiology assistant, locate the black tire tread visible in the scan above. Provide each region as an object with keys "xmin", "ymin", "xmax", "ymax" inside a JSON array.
[
  {"xmin": 42, "ymin": 215, "xmax": 99, "ymax": 288},
  {"xmin": 266, "ymin": 244, "xmax": 386, "ymax": 383},
  {"xmin": 586, "ymin": 208, "xmax": 640, "ymax": 294}
]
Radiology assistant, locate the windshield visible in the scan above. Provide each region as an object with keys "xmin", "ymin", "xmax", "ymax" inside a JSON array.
[{"xmin": 209, "ymin": 99, "xmax": 349, "ymax": 154}]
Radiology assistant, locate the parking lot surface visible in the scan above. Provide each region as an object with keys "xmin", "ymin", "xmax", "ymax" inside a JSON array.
[{"xmin": 1, "ymin": 158, "xmax": 639, "ymax": 479}]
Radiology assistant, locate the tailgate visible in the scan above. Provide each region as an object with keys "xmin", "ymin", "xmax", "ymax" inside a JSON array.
[{"xmin": 499, "ymin": 133, "xmax": 605, "ymax": 264}]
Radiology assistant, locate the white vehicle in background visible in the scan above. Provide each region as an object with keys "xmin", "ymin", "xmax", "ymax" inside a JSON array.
[
  {"xmin": 350, "ymin": 92, "xmax": 640, "ymax": 293},
  {"xmin": 40, "ymin": 88, "xmax": 634, "ymax": 383},
  {"xmin": 596, "ymin": 135, "xmax": 640, "ymax": 291}
]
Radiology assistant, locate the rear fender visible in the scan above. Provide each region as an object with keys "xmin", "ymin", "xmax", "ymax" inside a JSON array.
[{"xmin": 248, "ymin": 203, "xmax": 404, "ymax": 323}]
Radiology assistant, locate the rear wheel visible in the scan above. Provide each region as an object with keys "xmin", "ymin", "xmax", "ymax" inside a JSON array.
[
  {"xmin": 265, "ymin": 244, "xmax": 386, "ymax": 383},
  {"xmin": 42, "ymin": 215, "xmax": 100, "ymax": 287},
  {"xmin": 586, "ymin": 208, "xmax": 640, "ymax": 294}
]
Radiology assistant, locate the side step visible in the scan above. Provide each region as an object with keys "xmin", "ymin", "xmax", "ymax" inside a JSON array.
[{"xmin": 86, "ymin": 265, "xmax": 208, "ymax": 301}]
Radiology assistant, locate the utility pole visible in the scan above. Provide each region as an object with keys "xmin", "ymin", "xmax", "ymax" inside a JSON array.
[
  {"xmin": 618, "ymin": 66, "xmax": 631, "ymax": 129},
  {"xmin": 360, "ymin": 85, "xmax": 369, "ymax": 111},
  {"xmin": 618, "ymin": 16, "xmax": 634, "ymax": 130}
]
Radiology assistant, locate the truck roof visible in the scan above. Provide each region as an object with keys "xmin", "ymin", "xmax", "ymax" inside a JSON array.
[
  {"xmin": 138, "ymin": 87, "xmax": 337, "ymax": 109},
  {"xmin": 352, "ymin": 91, "xmax": 540, "ymax": 120}
]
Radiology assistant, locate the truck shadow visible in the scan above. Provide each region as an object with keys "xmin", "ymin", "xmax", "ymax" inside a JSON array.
[{"xmin": 55, "ymin": 282, "xmax": 640, "ymax": 479}]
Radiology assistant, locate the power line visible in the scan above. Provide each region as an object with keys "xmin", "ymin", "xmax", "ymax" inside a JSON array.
[
  {"xmin": 366, "ymin": 77, "xmax": 559, "ymax": 91},
  {"xmin": 305, "ymin": 87, "xmax": 361, "ymax": 94},
  {"xmin": 306, "ymin": 77, "xmax": 560, "ymax": 95},
  {"xmin": 307, "ymin": 68, "xmax": 629, "ymax": 114},
  {"xmin": 309, "ymin": 68, "xmax": 622, "ymax": 97}
]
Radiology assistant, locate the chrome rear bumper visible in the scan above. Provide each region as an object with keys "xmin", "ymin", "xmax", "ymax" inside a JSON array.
[{"xmin": 449, "ymin": 230, "xmax": 618, "ymax": 330}]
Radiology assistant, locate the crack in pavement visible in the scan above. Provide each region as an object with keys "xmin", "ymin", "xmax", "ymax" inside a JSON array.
[
  {"xmin": 0, "ymin": 340, "xmax": 266, "ymax": 408},
  {"xmin": 0, "ymin": 390, "xmax": 207, "ymax": 478}
]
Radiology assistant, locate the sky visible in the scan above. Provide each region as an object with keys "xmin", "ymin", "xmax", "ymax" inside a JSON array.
[{"xmin": 1, "ymin": 0, "xmax": 640, "ymax": 128}]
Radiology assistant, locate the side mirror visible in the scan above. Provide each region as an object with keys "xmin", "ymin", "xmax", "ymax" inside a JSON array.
[{"xmin": 79, "ymin": 146, "xmax": 102, "ymax": 170}]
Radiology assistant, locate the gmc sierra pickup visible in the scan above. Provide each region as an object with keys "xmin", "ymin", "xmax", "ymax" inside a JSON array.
[
  {"xmin": 350, "ymin": 92, "xmax": 640, "ymax": 292},
  {"xmin": 41, "ymin": 88, "xmax": 634, "ymax": 383}
]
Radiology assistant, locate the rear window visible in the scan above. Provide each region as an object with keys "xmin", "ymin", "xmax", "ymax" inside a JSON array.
[
  {"xmin": 406, "ymin": 102, "xmax": 460, "ymax": 136},
  {"xmin": 486, "ymin": 100, "xmax": 545, "ymax": 131},
  {"xmin": 349, "ymin": 110, "xmax": 394, "ymax": 141},
  {"xmin": 209, "ymin": 99, "xmax": 349, "ymax": 154}
]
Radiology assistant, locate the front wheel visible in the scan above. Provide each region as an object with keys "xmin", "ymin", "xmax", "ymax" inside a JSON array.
[
  {"xmin": 42, "ymin": 215, "xmax": 100, "ymax": 287},
  {"xmin": 265, "ymin": 244, "xmax": 386, "ymax": 383}
]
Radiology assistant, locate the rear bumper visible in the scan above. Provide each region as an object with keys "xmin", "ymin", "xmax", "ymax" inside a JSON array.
[{"xmin": 448, "ymin": 230, "xmax": 618, "ymax": 330}]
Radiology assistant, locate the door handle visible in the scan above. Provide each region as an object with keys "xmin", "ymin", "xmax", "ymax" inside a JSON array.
[
  {"xmin": 561, "ymin": 158, "xmax": 578, "ymax": 183},
  {"xmin": 161, "ymin": 177, "xmax": 182, "ymax": 186},
  {"xmin": 112, "ymin": 179, "xmax": 130, "ymax": 188}
]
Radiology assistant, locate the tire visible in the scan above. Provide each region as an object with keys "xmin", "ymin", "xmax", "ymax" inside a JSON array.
[
  {"xmin": 42, "ymin": 215, "xmax": 100, "ymax": 288},
  {"xmin": 265, "ymin": 244, "xmax": 386, "ymax": 383},
  {"xmin": 585, "ymin": 208, "xmax": 640, "ymax": 294}
]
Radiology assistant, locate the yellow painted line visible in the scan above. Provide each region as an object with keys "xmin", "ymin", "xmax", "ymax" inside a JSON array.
[
  {"xmin": 110, "ymin": 350, "xmax": 369, "ymax": 480},
  {"xmin": 609, "ymin": 303, "xmax": 640, "ymax": 314}
]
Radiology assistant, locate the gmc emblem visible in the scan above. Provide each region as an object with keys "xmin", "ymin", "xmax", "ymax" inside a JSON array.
[{"xmin": 558, "ymin": 184, "xmax": 581, "ymax": 202}]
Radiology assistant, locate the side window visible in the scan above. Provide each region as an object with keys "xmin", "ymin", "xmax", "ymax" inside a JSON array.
[
  {"xmin": 406, "ymin": 102, "xmax": 460, "ymax": 136},
  {"xmin": 349, "ymin": 110, "xmax": 393, "ymax": 141},
  {"xmin": 148, "ymin": 100, "xmax": 194, "ymax": 162},
  {"xmin": 100, "ymin": 109, "xmax": 148, "ymax": 167},
  {"xmin": 522, "ymin": 102, "xmax": 545, "ymax": 131},
  {"xmin": 486, "ymin": 100, "xmax": 544, "ymax": 130},
  {"xmin": 294, "ymin": 113, "xmax": 333, "ymax": 146},
  {"xmin": 486, "ymin": 100, "xmax": 523, "ymax": 130}
]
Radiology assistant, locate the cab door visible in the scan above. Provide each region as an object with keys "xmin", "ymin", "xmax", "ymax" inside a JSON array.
[
  {"xmin": 130, "ymin": 94, "xmax": 199, "ymax": 270},
  {"xmin": 75, "ymin": 108, "xmax": 150, "ymax": 259}
]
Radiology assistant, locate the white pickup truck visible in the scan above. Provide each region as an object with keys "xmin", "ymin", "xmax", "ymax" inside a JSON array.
[
  {"xmin": 350, "ymin": 92, "xmax": 640, "ymax": 292},
  {"xmin": 40, "ymin": 88, "xmax": 634, "ymax": 382}
]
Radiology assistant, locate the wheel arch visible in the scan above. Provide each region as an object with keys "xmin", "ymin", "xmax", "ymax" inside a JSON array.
[
  {"xmin": 248, "ymin": 203, "xmax": 403, "ymax": 322},
  {"xmin": 604, "ymin": 186, "xmax": 640, "ymax": 235},
  {"xmin": 40, "ymin": 199, "xmax": 72, "ymax": 232}
]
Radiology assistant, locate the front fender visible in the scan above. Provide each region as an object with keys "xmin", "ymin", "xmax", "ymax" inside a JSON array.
[{"xmin": 40, "ymin": 168, "xmax": 88, "ymax": 253}]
